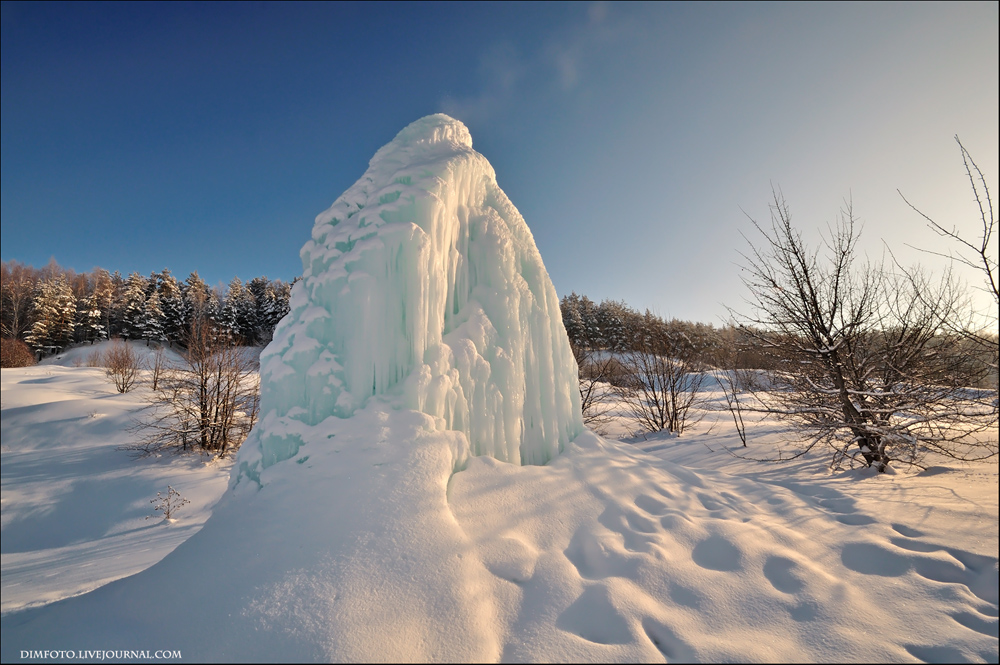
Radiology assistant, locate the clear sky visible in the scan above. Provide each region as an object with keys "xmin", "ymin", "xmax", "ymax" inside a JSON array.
[{"xmin": 2, "ymin": 1, "xmax": 997, "ymax": 323}]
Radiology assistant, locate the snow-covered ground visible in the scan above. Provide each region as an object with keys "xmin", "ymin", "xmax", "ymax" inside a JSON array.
[
  {"xmin": 1, "ymin": 341, "xmax": 233, "ymax": 614},
  {"xmin": 1, "ymin": 360, "xmax": 996, "ymax": 662},
  {"xmin": 2, "ymin": 116, "xmax": 997, "ymax": 663}
]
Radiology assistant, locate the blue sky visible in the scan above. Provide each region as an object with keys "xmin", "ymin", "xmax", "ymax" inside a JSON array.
[{"xmin": 2, "ymin": 1, "xmax": 997, "ymax": 323}]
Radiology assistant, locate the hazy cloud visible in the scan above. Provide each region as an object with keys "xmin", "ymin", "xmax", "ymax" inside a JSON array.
[{"xmin": 441, "ymin": 1, "xmax": 633, "ymax": 121}]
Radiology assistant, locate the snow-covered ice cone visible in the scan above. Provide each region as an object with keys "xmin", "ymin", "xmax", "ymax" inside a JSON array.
[{"xmin": 240, "ymin": 113, "xmax": 582, "ymax": 479}]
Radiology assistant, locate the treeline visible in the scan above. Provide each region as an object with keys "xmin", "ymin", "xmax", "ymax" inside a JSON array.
[
  {"xmin": 560, "ymin": 292, "xmax": 767, "ymax": 370},
  {"xmin": 560, "ymin": 291, "xmax": 996, "ymax": 384},
  {"xmin": 1, "ymin": 259, "xmax": 292, "ymax": 357}
]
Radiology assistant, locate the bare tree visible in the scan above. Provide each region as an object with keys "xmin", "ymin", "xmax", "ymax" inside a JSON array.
[
  {"xmin": 86, "ymin": 347, "xmax": 105, "ymax": 367},
  {"xmin": 732, "ymin": 191, "xmax": 997, "ymax": 471},
  {"xmin": 104, "ymin": 339, "xmax": 140, "ymax": 393},
  {"xmin": 899, "ymin": 136, "xmax": 999, "ymax": 393},
  {"xmin": 614, "ymin": 331, "xmax": 706, "ymax": 437},
  {"xmin": 713, "ymin": 339, "xmax": 753, "ymax": 447},
  {"xmin": 572, "ymin": 344, "xmax": 622, "ymax": 433},
  {"xmin": 149, "ymin": 346, "xmax": 167, "ymax": 391},
  {"xmin": 1, "ymin": 261, "xmax": 38, "ymax": 341},
  {"xmin": 900, "ymin": 137, "xmax": 998, "ymax": 306},
  {"xmin": 125, "ymin": 320, "xmax": 259, "ymax": 458}
]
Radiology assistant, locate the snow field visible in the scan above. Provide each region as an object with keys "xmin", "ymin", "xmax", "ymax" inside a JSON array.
[
  {"xmin": 2, "ymin": 116, "xmax": 997, "ymax": 663},
  {"xmin": 2, "ymin": 383, "xmax": 996, "ymax": 661},
  {"xmin": 1, "ymin": 347, "xmax": 232, "ymax": 615}
]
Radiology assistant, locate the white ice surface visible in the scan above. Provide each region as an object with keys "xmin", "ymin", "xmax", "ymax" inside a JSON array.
[{"xmin": 245, "ymin": 114, "xmax": 581, "ymax": 473}]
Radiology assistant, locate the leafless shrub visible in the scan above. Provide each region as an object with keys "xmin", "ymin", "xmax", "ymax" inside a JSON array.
[
  {"xmin": 614, "ymin": 335, "xmax": 705, "ymax": 437},
  {"xmin": 86, "ymin": 348, "xmax": 104, "ymax": 367},
  {"xmin": 715, "ymin": 355, "xmax": 753, "ymax": 447},
  {"xmin": 104, "ymin": 338, "xmax": 140, "ymax": 393},
  {"xmin": 146, "ymin": 486, "xmax": 190, "ymax": 521},
  {"xmin": 0, "ymin": 337, "xmax": 36, "ymax": 368},
  {"xmin": 573, "ymin": 345, "xmax": 621, "ymax": 434},
  {"xmin": 124, "ymin": 320, "xmax": 259, "ymax": 459}
]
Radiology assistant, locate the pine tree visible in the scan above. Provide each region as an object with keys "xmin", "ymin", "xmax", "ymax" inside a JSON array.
[
  {"xmin": 271, "ymin": 280, "xmax": 292, "ymax": 325},
  {"xmin": 247, "ymin": 276, "xmax": 273, "ymax": 344},
  {"xmin": 182, "ymin": 271, "xmax": 211, "ymax": 336},
  {"xmin": 142, "ymin": 290, "xmax": 166, "ymax": 345},
  {"xmin": 205, "ymin": 289, "xmax": 223, "ymax": 333},
  {"xmin": 25, "ymin": 275, "xmax": 77, "ymax": 352},
  {"xmin": 106, "ymin": 271, "xmax": 126, "ymax": 338},
  {"xmin": 221, "ymin": 277, "xmax": 256, "ymax": 343},
  {"xmin": 560, "ymin": 293, "xmax": 585, "ymax": 348},
  {"xmin": 157, "ymin": 270, "xmax": 185, "ymax": 346},
  {"xmin": 597, "ymin": 300, "xmax": 629, "ymax": 352},
  {"xmin": 120, "ymin": 272, "xmax": 150, "ymax": 340},
  {"xmin": 89, "ymin": 268, "xmax": 114, "ymax": 342},
  {"xmin": 579, "ymin": 295, "xmax": 601, "ymax": 349},
  {"xmin": 51, "ymin": 274, "xmax": 78, "ymax": 348},
  {"xmin": 77, "ymin": 291, "xmax": 107, "ymax": 343}
]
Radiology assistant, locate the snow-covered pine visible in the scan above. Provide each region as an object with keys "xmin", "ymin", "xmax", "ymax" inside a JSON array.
[
  {"xmin": 237, "ymin": 287, "xmax": 257, "ymax": 343},
  {"xmin": 270, "ymin": 279, "xmax": 291, "ymax": 326},
  {"xmin": 105, "ymin": 271, "xmax": 126, "ymax": 338},
  {"xmin": 579, "ymin": 294, "xmax": 602, "ymax": 349},
  {"xmin": 157, "ymin": 270, "xmax": 186, "ymax": 346},
  {"xmin": 119, "ymin": 272, "xmax": 150, "ymax": 341},
  {"xmin": 219, "ymin": 277, "xmax": 245, "ymax": 341},
  {"xmin": 596, "ymin": 299, "xmax": 629, "ymax": 352},
  {"xmin": 25, "ymin": 274, "xmax": 76, "ymax": 353},
  {"xmin": 141, "ymin": 290, "xmax": 166, "ymax": 345},
  {"xmin": 181, "ymin": 271, "xmax": 211, "ymax": 333},
  {"xmin": 227, "ymin": 277, "xmax": 258, "ymax": 343},
  {"xmin": 76, "ymin": 291, "xmax": 106, "ymax": 344},
  {"xmin": 559, "ymin": 293, "xmax": 585, "ymax": 348},
  {"xmin": 246, "ymin": 276, "xmax": 275, "ymax": 345}
]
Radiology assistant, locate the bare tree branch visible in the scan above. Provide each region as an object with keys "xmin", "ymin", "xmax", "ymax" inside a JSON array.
[{"xmin": 730, "ymin": 191, "xmax": 997, "ymax": 472}]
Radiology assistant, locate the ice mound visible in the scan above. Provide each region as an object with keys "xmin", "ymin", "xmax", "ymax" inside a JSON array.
[{"xmin": 243, "ymin": 114, "xmax": 581, "ymax": 475}]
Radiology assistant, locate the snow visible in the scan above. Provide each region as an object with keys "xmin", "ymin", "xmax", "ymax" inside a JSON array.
[
  {"xmin": 1, "ymin": 345, "xmax": 232, "ymax": 615},
  {"xmin": 36, "ymin": 339, "xmax": 187, "ymax": 370},
  {"xmin": 3, "ymin": 368, "xmax": 996, "ymax": 662},
  {"xmin": 2, "ymin": 116, "xmax": 998, "ymax": 663}
]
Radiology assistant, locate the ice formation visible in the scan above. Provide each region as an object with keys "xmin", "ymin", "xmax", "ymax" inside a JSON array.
[{"xmin": 242, "ymin": 114, "xmax": 582, "ymax": 476}]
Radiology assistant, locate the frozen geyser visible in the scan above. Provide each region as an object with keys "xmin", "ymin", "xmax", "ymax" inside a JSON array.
[{"xmin": 241, "ymin": 114, "xmax": 582, "ymax": 477}]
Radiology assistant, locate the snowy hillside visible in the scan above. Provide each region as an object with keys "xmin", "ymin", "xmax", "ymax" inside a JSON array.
[
  {"xmin": 1, "ymin": 343, "xmax": 232, "ymax": 614},
  {"xmin": 2, "ymin": 116, "xmax": 997, "ymax": 663}
]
